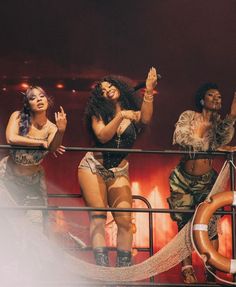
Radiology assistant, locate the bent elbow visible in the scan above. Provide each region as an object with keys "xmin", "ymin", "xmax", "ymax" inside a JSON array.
[
  {"xmin": 97, "ymin": 137, "xmax": 108, "ymax": 144},
  {"xmin": 141, "ymin": 118, "xmax": 151, "ymax": 125},
  {"xmin": 6, "ymin": 137, "xmax": 16, "ymax": 144},
  {"xmin": 96, "ymin": 133, "xmax": 109, "ymax": 144}
]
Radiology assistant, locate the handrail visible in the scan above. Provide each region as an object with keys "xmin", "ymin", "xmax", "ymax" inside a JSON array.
[
  {"xmin": 1, "ymin": 205, "xmax": 234, "ymax": 215},
  {"xmin": 0, "ymin": 144, "xmax": 235, "ymax": 285},
  {"xmin": 0, "ymin": 144, "xmax": 233, "ymax": 156}
]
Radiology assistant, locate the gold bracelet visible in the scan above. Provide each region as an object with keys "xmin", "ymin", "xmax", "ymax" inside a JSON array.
[
  {"xmin": 145, "ymin": 89, "xmax": 154, "ymax": 95},
  {"xmin": 143, "ymin": 95, "xmax": 154, "ymax": 103}
]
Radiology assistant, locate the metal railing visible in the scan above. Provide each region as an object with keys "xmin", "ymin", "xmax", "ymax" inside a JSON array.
[{"xmin": 0, "ymin": 145, "xmax": 235, "ymax": 286}]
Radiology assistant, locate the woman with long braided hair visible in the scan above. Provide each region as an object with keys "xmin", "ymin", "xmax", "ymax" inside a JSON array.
[{"xmin": 0, "ymin": 86, "xmax": 67, "ymax": 225}]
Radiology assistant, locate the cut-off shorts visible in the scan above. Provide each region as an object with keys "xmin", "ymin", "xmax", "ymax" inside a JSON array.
[{"xmin": 78, "ymin": 152, "xmax": 129, "ymax": 183}]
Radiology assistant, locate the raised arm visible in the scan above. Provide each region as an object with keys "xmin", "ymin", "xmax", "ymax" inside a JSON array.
[
  {"xmin": 47, "ymin": 106, "xmax": 67, "ymax": 152},
  {"xmin": 6, "ymin": 111, "xmax": 47, "ymax": 147},
  {"xmin": 215, "ymin": 92, "xmax": 236, "ymax": 146},
  {"xmin": 139, "ymin": 67, "xmax": 158, "ymax": 124}
]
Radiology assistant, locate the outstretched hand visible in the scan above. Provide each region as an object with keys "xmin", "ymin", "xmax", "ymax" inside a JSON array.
[
  {"xmin": 146, "ymin": 67, "xmax": 158, "ymax": 92},
  {"xmin": 55, "ymin": 106, "xmax": 67, "ymax": 133}
]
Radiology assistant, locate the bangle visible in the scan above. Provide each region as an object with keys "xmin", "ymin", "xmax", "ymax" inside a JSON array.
[
  {"xmin": 143, "ymin": 95, "xmax": 154, "ymax": 103},
  {"xmin": 145, "ymin": 89, "xmax": 154, "ymax": 95},
  {"xmin": 143, "ymin": 97, "xmax": 153, "ymax": 103}
]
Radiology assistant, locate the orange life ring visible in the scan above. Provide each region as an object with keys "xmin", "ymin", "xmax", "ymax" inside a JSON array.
[{"xmin": 192, "ymin": 191, "xmax": 236, "ymax": 274}]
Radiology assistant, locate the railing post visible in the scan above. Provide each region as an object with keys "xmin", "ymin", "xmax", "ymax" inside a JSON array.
[{"xmin": 132, "ymin": 195, "xmax": 154, "ymax": 282}]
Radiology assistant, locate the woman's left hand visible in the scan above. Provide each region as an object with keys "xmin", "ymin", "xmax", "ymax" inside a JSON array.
[
  {"xmin": 146, "ymin": 67, "xmax": 158, "ymax": 92},
  {"xmin": 217, "ymin": 145, "xmax": 236, "ymax": 152},
  {"xmin": 55, "ymin": 106, "xmax": 67, "ymax": 132},
  {"xmin": 53, "ymin": 145, "xmax": 66, "ymax": 158}
]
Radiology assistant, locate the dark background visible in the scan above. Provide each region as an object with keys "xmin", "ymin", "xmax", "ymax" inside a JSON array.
[{"xmin": 0, "ymin": 0, "xmax": 236, "ymax": 148}]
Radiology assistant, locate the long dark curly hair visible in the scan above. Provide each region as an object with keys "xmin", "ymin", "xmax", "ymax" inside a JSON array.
[
  {"xmin": 85, "ymin": 75, "xmax": 142, "ymax": 141},
  {"xmin": 19, "ymin": 86, "xmax": 53, "ymax": 135}
]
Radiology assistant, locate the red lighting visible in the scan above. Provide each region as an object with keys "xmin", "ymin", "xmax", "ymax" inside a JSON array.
[
  {"xmin": 21, "ymin": 83, "xmax": 29, "ymax": 89},
  {"xmin": 56, "ymin": 83, "xmax": 64, "ymax": 89}
]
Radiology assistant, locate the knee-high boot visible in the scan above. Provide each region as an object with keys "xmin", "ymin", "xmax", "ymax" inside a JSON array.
[{"xmin": 116, "ymin": 249, "xmax": 132, "ymax": 267}]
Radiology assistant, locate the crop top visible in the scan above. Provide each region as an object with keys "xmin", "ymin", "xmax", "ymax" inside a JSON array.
[
  {"xmin": 96, "ymin": 122, "xmax": 137, "ymax": 169},
  {"xmin": 9, "ymin": 136, "xmax": 48, "ymax": 166},
  {"xmin": 9, "ymin": 149, "xmax": 48, "ymax": 166},
  {"xmin": 173, "ymin": 110, "xmax": 235, "ymax": 152}
]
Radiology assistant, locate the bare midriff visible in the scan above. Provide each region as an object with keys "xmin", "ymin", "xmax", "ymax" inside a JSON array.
[{"xmin": 183, "ymin": 158, "xmax": 213, "ymax": 176}]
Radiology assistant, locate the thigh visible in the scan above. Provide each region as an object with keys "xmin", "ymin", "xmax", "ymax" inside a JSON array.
[
  {"xmin": 78, "ymin": 168, "xmax": 108, "ymax": 208},
  {"xmin": 107, "ymin": 176, "xmax": 132, "ymax": 219}
]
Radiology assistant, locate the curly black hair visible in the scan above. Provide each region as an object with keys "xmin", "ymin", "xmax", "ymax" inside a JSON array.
[
  {"xmin": 195, "ymin": 82, "xmax": 219, "ymax": 111},
  {"xmin": 85, "ymin": 75, "xmax": 142, "ymax": 141},
  {"xmin": 19, "ymin": 86, "xmax": 53, "ymax": 135}
]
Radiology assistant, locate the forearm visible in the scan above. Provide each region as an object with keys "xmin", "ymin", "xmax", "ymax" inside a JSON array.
[
  {"xmin": 6, "ymin": 134, "xmax": 45, "ymax": 147},
  {"xmin": 216, "ymin": 115, "xmax": 236, "ymax": 146},
  {"xmin": 173, "ymin": 130, "xmax": 209, "ymax": 151},
  {"xmin": 96, "ymin": 112, "xmax": 123, "ymax": 143},
  {"xmin": 48, "ymin": 130, "xmax": 65, "ymax": 151},
  {"xmin": 140, "ymin": 91, "xmax": 154, "ymax": 124}
]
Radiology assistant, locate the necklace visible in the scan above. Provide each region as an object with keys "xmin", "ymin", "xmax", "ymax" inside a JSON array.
[{"xmin": 116, "ymin": 120, "xmax": 125, "ymax": 148}]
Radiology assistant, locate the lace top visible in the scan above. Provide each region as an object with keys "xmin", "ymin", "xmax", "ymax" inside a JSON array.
[{"xmin": 173, "ymin": 110, "xmax": 235, "ymax": 151}]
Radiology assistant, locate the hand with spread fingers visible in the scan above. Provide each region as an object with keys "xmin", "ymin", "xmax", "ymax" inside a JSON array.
[{"xmin": 55, "ymin": 106, "xmax": 67, "ymax": 133}]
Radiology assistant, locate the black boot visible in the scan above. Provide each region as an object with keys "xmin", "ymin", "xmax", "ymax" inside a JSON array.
[
  {"xmin": 116, "ymin": 249, "xmax": 132, "ymax": 267},
  {"xmin": 93, "ymin": 247, "xmax": 109, "ymax": 267},
  {"xmin": 205, "ymin": 266, "xmax": 216, "ymax": 283}
]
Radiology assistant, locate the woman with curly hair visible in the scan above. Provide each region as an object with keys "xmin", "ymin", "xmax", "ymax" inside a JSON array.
[
  {"xmin": 78, "ymin": 68, "xmax": 158, "ymax": 267},
  {"xmin": 167, "ymin": 83, "xmax": 236, "ymax": 283},
  {"xmin": 1, "ymin": 86, "xmax": 67, "ymax": 225}
]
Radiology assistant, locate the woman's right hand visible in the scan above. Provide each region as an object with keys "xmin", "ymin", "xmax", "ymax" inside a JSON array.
[
  {"xmin": 146, "ymin": 67, "xmax": 158, "ymax": 92},
  {"xmin": 121, "ymin": 110, "xmax": 139, "ymax": 121},
  {"xmin": 41, "ymin": 141, "xmax": 48, "ymax": 149}
]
